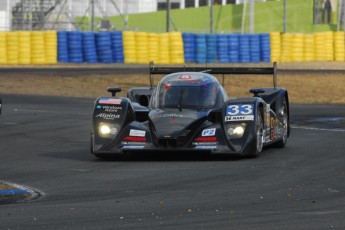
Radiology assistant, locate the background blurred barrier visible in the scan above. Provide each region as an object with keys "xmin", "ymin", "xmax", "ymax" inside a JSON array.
[{"xmin": 1, "ymin": 31, "xmax": 345, "ymax": 65}]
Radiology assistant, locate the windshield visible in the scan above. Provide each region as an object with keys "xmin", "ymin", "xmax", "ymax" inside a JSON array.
[{"xmin": 158, "ymin": 83, "xmax": 217, "ymax": 110}]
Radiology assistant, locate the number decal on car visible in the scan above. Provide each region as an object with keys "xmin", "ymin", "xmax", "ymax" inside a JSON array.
[{"xmin": 225, "ymin": 104, "xmax": 254, "ymax": 122}]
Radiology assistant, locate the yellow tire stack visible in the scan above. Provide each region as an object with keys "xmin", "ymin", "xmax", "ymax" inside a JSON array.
[
  {"xmin": 31, "ymin": 31, "xmax": 46, "ymax": 64},
  {"xmin": 291, "ymin": 33, "xmax": 304, "ymax": 62},
  {"xmin": 135, "ymin": 32, "xmax": 149, "ymax": 64},
  {"xmin": 314, "ymin": 32, "xmax": 327, "ymax": 61},
  {"xmin": 333, "ymin": 32, "xmax": 344, "ymax": 61},
  {"xmin": 158, "ymin": 33, "xmax": 170, "ymax": 64},
  {"xmin": 169, "ymin": 32, "xmax": 184, "ymax": 64},
  {"xmin": 324, "ymin": 31, "xmax": 334, "ymax": 61},
  {"xmin": 18, "ymin": 31, "xmax": 31, "ymax": 64},
  {"xmin": 123, "ymin": 31, "xmax": 136, "ymax": 64},
  {"xmin": 6, "ymin": 32, "xmax": 19, "ymax": 65},
  {"xmin": 148, "ymin": 33, "xmax": 159, "ymax": 63},
  {"xmin": 280, "ymin": 33, "xmax": 293, "ymax": 62},
  {"xmin": 45, "ymin": 30, "xmax": 57, "ymax": 64},
  {"xmin": 303, "ymin": 34, "xmax": 314, "ymax": 62},
  {"xmin": 0, "ymin": 32, "xmax": 7, "ymax": 64},
  {"xmin": 270, "ymin": 32, "xmax": 281, "ymax": 63}
]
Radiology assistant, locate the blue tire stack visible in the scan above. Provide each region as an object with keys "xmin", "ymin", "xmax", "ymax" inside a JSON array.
[
  {"xmin": 238, "ymin": 34, "xmax": 250, "ymax": 63},
  {"xmin": 111, "ymin": 31, "xmax": 124, "ymax": 63},
  {"xmin": 195, "ymin": 34, "xmax": 207, "ymax": 63},
  {"xmin": 259, "ymin": 33, "xmax": 271, "ymax": 62},
  {"xmin": 249, "ymin": 34, "xmax": 261, "ymax": 63},
  {"xmin": 182, "ymin": 33, "xmax": 196, "ymax": 63},
  {"xmin": 228, "ymin": 34, "xmax": 239, "ymax": 63},
  {"xmin": 57, "ymin": 31, "xmax": 69, "ymax": 62},
  {"xmin": 96, "ymin": 32, "xmax": 113, "ymax": 63},
  {"xmin": 216, "ymin": 34, "xmax": 229, "ymax": 63},
  {"xmin": 206, "ymin": 34, "xmax": 217, "ymax": 63},
  {"xmin": 67, "ymin": 31, "xmax": 83, "ymax": 63},
  {"xmin": 82, "ymin": 32, "xmax": 97, "ymax": 63}
]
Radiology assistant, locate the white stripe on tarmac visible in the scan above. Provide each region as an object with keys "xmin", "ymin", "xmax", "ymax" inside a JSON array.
[{"xmin": 291, "ymin": 126, "xmax": 345, "ymax": 132}]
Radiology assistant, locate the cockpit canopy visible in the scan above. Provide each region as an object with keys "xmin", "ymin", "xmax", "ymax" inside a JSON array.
[{"xmin": 155, "ymin": 73, "xmax": 219, "ymax": 110}]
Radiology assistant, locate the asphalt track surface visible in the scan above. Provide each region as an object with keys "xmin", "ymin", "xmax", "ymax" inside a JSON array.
[{"xmin": 0, "ymin": 94, "xmax": 345, "ymax": 230}]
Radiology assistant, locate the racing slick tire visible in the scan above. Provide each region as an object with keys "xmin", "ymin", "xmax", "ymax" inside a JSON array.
[
  {"xmin": 248, "ymin": 108, "xmax": 264, "ymax": 158},
  {"xmin": 274, "ymin": 98, "xmax": 288, "ymax": 148}
]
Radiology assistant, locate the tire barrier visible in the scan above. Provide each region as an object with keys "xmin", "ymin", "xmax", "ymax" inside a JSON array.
[
  {"xmin": 249, "ymin": 34, "xmax": 260, "ymax": 63},
  {"xmin": 217, "ymin": 34, "xmax": 228, "ymax": 63},
  {"xmin": 228, "ymin": 34, "xmax": 239, "ymax": 63},
  {"xmin": 182, "ymin": 33, "xmax": 196, "ymax": 63},
  {"xmin": 123, "ymin": 31, "xmax": 136, "ymax": 64},
  {"xmin": 169, "ymin": 32, "xmax": 184, "ymax": 64},
  {"xmin": 158, "ymin": 33, "xmax": 170, "ymax": 64},
  {"xmin": 67, "ymin": 31, "xmax": 83, "ymax": 63},
  {"xmin": 148, "ymin": 33, "xmax": 159, "ymax": 63},
  {"xmin": 0, "ymin": 32, "xmax": 6, "ymax": 64},
  {"xmin": 57, "ymin": 31, "xmax": 69, "ymax": 63},
  {"xmin": 259, "ymin": 34, "xmax": 270, "ymax": 62},
  {"xmin": 334, "ymin": 32, "xmax": 345, "ymax": 62},
  {"xmin": 82, "ymin": 32, "xmax": 97, "ymax": 63},
  {"xmin": 45, "ymin": 31, "xmax": 57, "ymax": 64},
  {"xmin": 136, "ymin": 32, "xmax": 149, "ymax": 64},
  {"xmin": 111, "ymin": 31, "xmax": 124, "ymax": 63},
  {"xmin": 96, "ymin": 32, "xmax": 113, "ymax": 63},
  {"xmin": 2, "ymin": 30, "xmax": 345, "ymax": 65},
  {"xmin": 270, "ymin": 32, "xmax": 281, "ymax": 63},
  {"xmin": 6, "ymin": 32, "xmax": 19, "ymax": 65}
]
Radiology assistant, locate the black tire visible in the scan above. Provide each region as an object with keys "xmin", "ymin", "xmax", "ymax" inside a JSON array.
[
  {"xmin": 274, "ymin": 98, "xmax": 288, "ymax": 148},
  {"xmin": 90, "ymin": 132, "xmax": 94, "ymax": 154},
  {"xmin": 249, "ymin": 108, "xmax": 264, "ymax": 158}
]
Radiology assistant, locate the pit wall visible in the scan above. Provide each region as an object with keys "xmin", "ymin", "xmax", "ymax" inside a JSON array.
[{"xmin": 0, "ymin": 30, "xmax": 344, "ymax": 65}]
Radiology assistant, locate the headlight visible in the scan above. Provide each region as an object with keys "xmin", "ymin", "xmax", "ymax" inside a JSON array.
[
  {"xmin": 98, "ymin": 123, "xmax": 118, "ymax": 138},
  {"xmin": 227, "ymin": 123, "xmax": 246, "ymax": 138}
]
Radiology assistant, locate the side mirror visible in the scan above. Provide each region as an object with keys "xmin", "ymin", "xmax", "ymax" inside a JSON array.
[
  {"xmin": 207, "ymin": 109, "xmax": 222, "ymax": 123},
  {"xmin": 107, "ymin": 87, "xmax": 121, "ymax": 97},
  {"xmin": 249, "ymin": 88, "xmax": 265, "ymax": 97}
]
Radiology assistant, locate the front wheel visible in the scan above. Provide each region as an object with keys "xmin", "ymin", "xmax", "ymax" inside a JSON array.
[{"xmin": 249, "ymin": 108, "xmax": 264, "ymax": 158}]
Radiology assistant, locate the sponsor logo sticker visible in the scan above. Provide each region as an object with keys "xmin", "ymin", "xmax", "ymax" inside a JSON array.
[
  {"xmin": 129, "ymin": 129, "xmax": 146, "ymax": 137},
  {"xmin": 98, "ymin": 98, "xmax": 122, "ymax": 105},
  {"xmin": 202, "ymin": 128, "xmax": 216, "ymax": 137},
  {"xmin": 96, "ymin": 113, "xmax": 120, "ymax": 120},
  {"xmin": 225, "ymin": 115, "xmax": 254, "ymax": 122}
]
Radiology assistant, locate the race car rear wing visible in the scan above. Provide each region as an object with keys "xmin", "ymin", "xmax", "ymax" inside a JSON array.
[{"xmin": 149, "ymin": 61, "xmax": 278, "ymax": 88}]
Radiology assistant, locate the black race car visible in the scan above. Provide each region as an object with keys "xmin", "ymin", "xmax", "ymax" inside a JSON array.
[{"xmin": 91, "ymin": 63, "xmax": 290, "ymax": 158}]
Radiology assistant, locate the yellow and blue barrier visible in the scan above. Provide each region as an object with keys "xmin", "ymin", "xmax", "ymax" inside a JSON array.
[{"xmin": 1, "ymin": 30, "xmax": 345, "ymax": 65}]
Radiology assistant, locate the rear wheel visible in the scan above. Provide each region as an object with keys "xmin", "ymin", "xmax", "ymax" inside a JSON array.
[{"xmin": 274, "ymin": 99, "xmax": 288, "ymax": 148}]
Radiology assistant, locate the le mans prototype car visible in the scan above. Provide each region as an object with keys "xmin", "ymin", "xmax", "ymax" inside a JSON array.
[{"xmin": 91, "ymin": 63, "xmax": 290, "ymax": 158}]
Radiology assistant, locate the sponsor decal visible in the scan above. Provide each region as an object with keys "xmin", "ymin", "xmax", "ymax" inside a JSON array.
[
  {"xmin": 124, "ymin": 136, "xmax": 146, "ymax": 142},
  {"xmin": 96, "ymin": 113, "xmax": 120, "ymax": 120},
  {"xmin": 225, "ymin": 104, "xmax": 254, "ymax": 122},
  {"xmin": 194, "ymin": 146, "xmax": 217, "ymax": 150},
  {"xmin": 162, "ymin": 113, "xmax": 197, "ymax": 119},
  {"xmin": 102, "ymin": 105, "xmax": 122, "ymax": 113},
  {"xmin": 192, "ymin": 136, "xmax": 218, "ymax": 146},
  {"xmin": 225, "ymin": 115, "xmax": 254, "ymax": 122},
  {"xmin": 179, "ymin": 75, "xmax": 193, "ymax": 80},
  {"xmin": 202, "ymin": 128, "xmax": 216, "ymax": 137},
  {"xmin": 98, "ymin": 98, "xmax": 122, "ymax": 105},
  {"xmin": 121, "ymin": 146, "xmax": 144, "ymax": 150},
  {"xmin": 270, "ymin": 117, "xmax": 277, "ymax": 140},
  {"xmin": 96, "ymin": 105, "xmax": 102, "ymax": 109},
  {"xmin": 129, "ymin": 129, "xmax": 146, "ymax": 137},
  {"xmin": 194, "ymin": 137, "xmax": 217, "ymax": 142}
]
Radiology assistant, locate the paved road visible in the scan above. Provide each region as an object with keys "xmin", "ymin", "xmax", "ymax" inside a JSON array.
[{"xmin": 0, "ymin": 94, "xmax": 344, "ymax": 229}]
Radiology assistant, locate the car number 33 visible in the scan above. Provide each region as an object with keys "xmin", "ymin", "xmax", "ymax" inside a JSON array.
[{"xmin": 227, "ymin": 104, "xmax": 254, "ymax": 116}]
